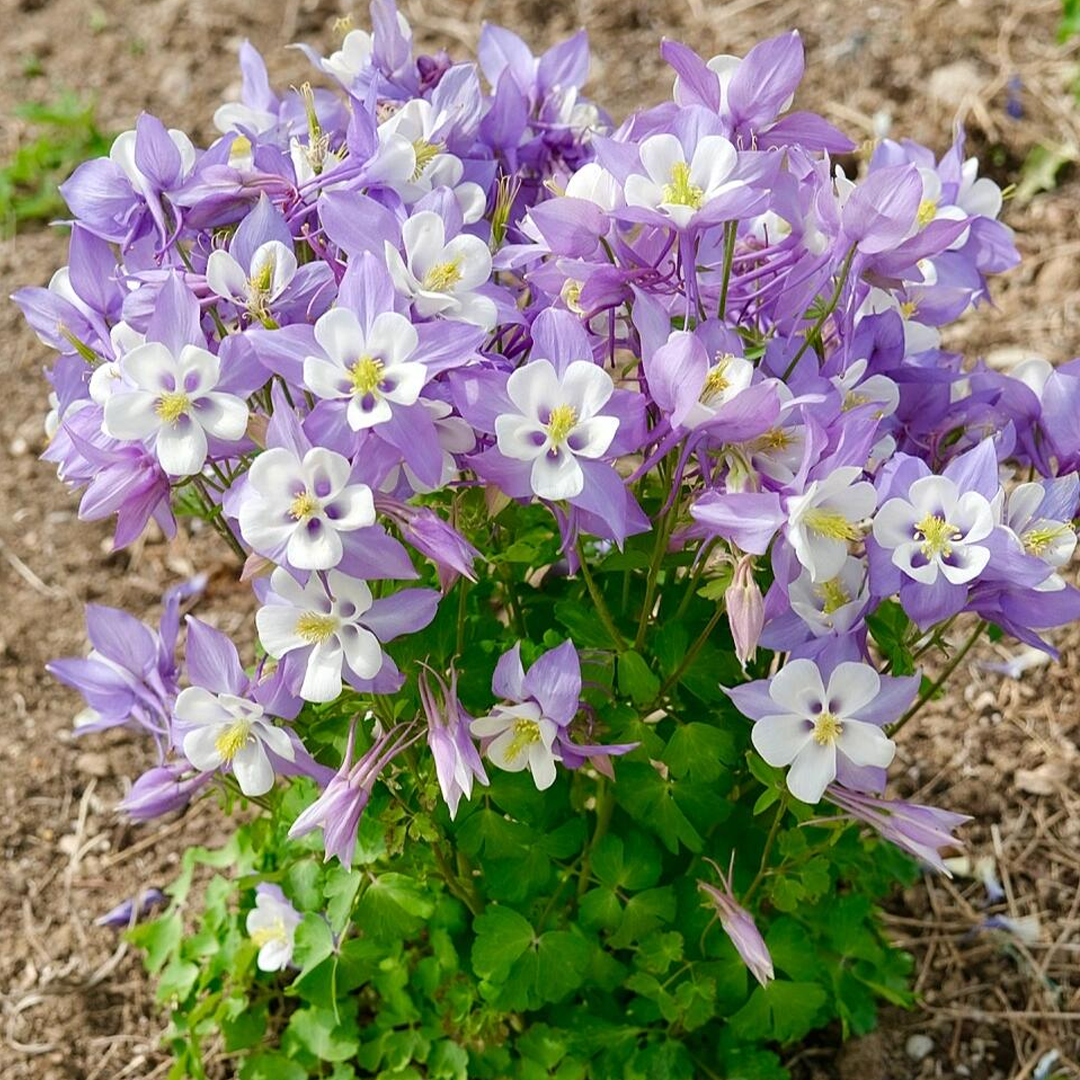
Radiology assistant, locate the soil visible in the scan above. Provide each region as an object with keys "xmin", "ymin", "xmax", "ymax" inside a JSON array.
[{"xmin": 1, "ymin": 1, "xmax": 1078, "ymax": 1078}]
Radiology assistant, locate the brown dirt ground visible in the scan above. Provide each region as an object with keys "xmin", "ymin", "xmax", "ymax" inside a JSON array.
[{"xmin": 1, "ymin": 1, "xmax": 1078, "ymax": 1078}]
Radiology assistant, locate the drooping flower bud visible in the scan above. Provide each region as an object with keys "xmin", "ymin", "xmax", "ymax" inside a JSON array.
[
  {"xmin": 698, "ymin": 858, "xmax": 774, "ymax": 987},
  {"xmin": 118, "ymin": 763, "xmax": 212, "ymax": 821},
  {"xmin": 727, "ymin": 555, "xmax": 764, "ymax": 668}
]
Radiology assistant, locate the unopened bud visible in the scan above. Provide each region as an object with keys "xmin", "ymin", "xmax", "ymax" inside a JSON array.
[{"xmin": 727, "ymin": 555, "xmax": 763, "ymax": 669}]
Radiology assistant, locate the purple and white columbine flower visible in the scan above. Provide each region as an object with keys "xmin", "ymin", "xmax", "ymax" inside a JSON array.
[
  {"xmin": 385, "ymin": 210, "xmax": 496, "ymax": 329},
  {"xmin": 239, "ymin": 446, "xmax": 375, "ymax": 571},
  {"xmin": 727, "ymin": 656, "xmax": 918, "ymax": 805},
  {"xmin": 303, "ymin": 307, "xmax": 426, "ymax": 431},
  {"xmin": 698, "ymin": 857, "xmax": 774, "ymax": 986},
  {"xmin": 495, "ymin": 359, "xmax": 618, "ymax": 501},
  {"xmin": 785, "ymin": 467, "xmax": 877, "ymax": 583},
  {"xmin": 997, "ymin": 477, "xmax": 1078, "ymax": 592},
  {"xmin": 471, "ymin": 640, "xmax": 581, "ymax": 791},
  {"xmin": 104, "ymin": 340, "xmax": 248, "ymax": 476},
  {"xmin": 420, "ymin": 665, "xmax": 488, "ymax": 818},
  {"xmin": 246, "ymin": 884, "xmax": 301, "ymax": 972},
  {"xmin": 289, "ymin": 718, "xmax": 423, "ymax": 867},
  {"xmin": 206, "ymin": 239, "xmax": 296, "ymax": 321},
  {"xmin": 255, "ymin": 568, "xmax": 438, "ymax": 702}
]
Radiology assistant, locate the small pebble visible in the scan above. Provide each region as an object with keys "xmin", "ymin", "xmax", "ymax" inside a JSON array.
[
  {"xmin": 906, "ymin": 1034, "xmax": 935, "ymax": 1062},
  {"xmin": 75, "ymin": 751, "xmax": 111, "ymax": 778}
]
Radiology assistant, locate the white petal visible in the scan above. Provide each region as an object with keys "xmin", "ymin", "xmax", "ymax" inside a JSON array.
[
  {"xmin": 623, "ymin": 174, "xmax": 662, "ymax": 211},
  {"xmin": 891, "ymin": 540, "xmax": 939, "ymax": 584},
  {"xmin": 248, "ymin": 447, "xmax": 305, "ymax": 499},
  {"xmin": 872, "ymin": 498, "xmax": 919, "ymax": 549},
  {"xmin": 255, "ymin": 605, "xmax": 306, "ymax": 657},
  {"xmin": 256, "ymin": 721, "xmax": 297, "ymax": 761},
  {"xmin": 299, "ymin": 639, "xmax": 344, "ymax": 702},
  {"xmin": 232, "ymin": 740, "xmax": 275, "ymax": 796},
  {"xmin": 909, "ymin": 475, "xmax": 959, "ymax": 520},
  {"xmin": 287, "ymin": 519, "xmax": 344, "ymax": 570},
  {"xmin": 250, "ymin": 241, "xmax": 298, "ymax": 299},
  {"xmin": 785, "ymin": 741, "xmax": 836, "ymax": 805},
  {"xmin": 837, "ymin": 719, "xmax": 895, "ymax": 769},
  {"xmin": 939, "ymin": 543, "xmax": 989, "ymax": 585},
  {"xmin": 347, "ymin": 394, "xmax": 394, "ymax": 430},
  {"xmin": 441, "ymin": 234, "xmax": 492, "ymax": 290},
  {"xmin": 690, "ymin": 135, "xmax": 738, "ymax": 194},
  {"xmin": 324, "ymin": 484, "xmax": 375, "ymax": 531},
  {"xmin": 531, "ymin": 447, "xmax": 584, "ymax": 500},
  {"xmin": 156, "ymin": 419, "xmax": 208, "ymax": 476},
  {"xmin": 327, "ymin": 571, "xmax": 373, "ymax": 615},
  {"xmin": 314, "ymin": 307, "xmax": 366, "ymax": 365},
  {"xmin": 177, "ymin": 345, "xmax": 221, "ymax": 396},
  {"xmin": 638, "ymin": 133, "xmax": 685, "ymax": 187},
  {"xmin": 561, "ymin": 360, "xmax": 614, "ymax": 419},
  {"xmin": 382, "ymin": 360, "xmax": 426, "ymax": 406},
  {"xmin": 825, "ymin": 662, "xmax": 880, "ymax": 717},
  {"xmin": 507, "ymin": 359, "xmax": 561, "ymax": 419},
  {"xmin": 366, "ymin": 311, "xmax": 418, "ymax": 366},
  {"xmin": 567, "ymin": 415, "xmax": 618, "ymax": 459},
  {"xmin": 495, "ymin": 415, "xmax": 548, "ymax": 461},
  {"xmin": 304, "ymin": 355, "xmax": 351, "ymax": 400},
  {"xmin": 768, "ymin": 658, "xmax": 825, "ymax": 717},
  {"xmin": 487, "ymin": 728, "xmax": 530, "ymax": 772},
  {"xmin": 336, "ymin": 622, "xmax": 383, "ymax": 679},
  {"xmin": 183, "ymin": 724, "xmax": 225, "ymax": 772},
  {"xmin": 175, "ymin": 686, "xmax": 229, "ymax": 725},
  {"xmin": 402, "ymin": 211, "xmax": 447, "ymax": 280},
  {"xmin": 302, "ymin": 447, "xmax": 352, "ymax": 500},
  {"xmin": 528, "ymin": 744, "xmax": 558, "ymax": 790},
  {"xmin": 751, "ymin": 713, "xmax": 813, "ymax": 767},
  {"xmin": 104, "ymin": 391, "xmax": 160, "ymax": 440},
  {"xmin": 195, "ymin": 392, "xmax": 248, "ymax": 440},
  {"xmin": 205, "ymin": 249, "xmax": 249, "ymax": 302}
]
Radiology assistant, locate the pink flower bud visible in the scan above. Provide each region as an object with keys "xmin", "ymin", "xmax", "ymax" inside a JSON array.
[{"xmin": 727, "ymin": 555, "xmax": 763, "ymax": 668}]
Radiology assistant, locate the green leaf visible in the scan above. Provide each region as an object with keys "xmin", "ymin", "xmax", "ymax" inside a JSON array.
[
  {"xmin": 579, "ymin": 887, "xmax": 623, "ymax": 931},
  {"xmin": 471, "ymin": 907, "xmax": 535, "ymax": 981},
  {"xmin": 663, "ymin": 722, "xmax": 737, "ymax": 782},
  {"xmin": 324, "ymin": 866, "xmax": 362, "ymax": 933},
  {"xmin": 615, "ymin": 762, "xmax": 703, "ymax": 854},
  {"xmin": 356, "ymin": 872, "xmax": 434, "ymax": 939},
  {"xmin": 618, "ymin": 650, "xmax": 660, "ymax": 705},
  {"xmin": 498, "ymin": 929, "xmax": 592, "ymax": 1009},
  {"xmin": 240, "ymin": 1053, "xmax": 307, "ymax": 1080},
  {"xmin": 590, "ymin": 833, "xmax": 662, "ymax": 891},
  {"xmin": 866, "ymin": 600, "xmax": 914, "ymax": 675},
  {"xmin": 127, "ymin": 910, "xmax": 181, "ymax": 974},
  {"xmin": 292, "ymin": 913, "xmax": 335, "ymax": 979},
  {"xmin": 610, "ymin": 886, "xmax": 676, "ymax": 948},
  {"xmin": 285, "ymin": 1006, "xmax": 360, "ymax": 1062},
  {"xmin": 730, "ymin": 980, "xmax": 828, "ymax": 1043}
]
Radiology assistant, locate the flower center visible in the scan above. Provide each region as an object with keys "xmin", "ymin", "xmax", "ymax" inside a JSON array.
[
  {"xmin": 560, "ymin": 279, "xmax": 585, "ymax": 315},
  {"xmin": 899, "ymin": 299, "xmax": 919, "ymax": 320},
  {"xmin": 662, "ymin": 160, "xmax": 704, "ymax": 209},
  {"xmin": 289, "ymin": 491, "xmax": 320, "ymax": 521},
  {"xmin": 916, "ymin": 198, "xmax": 938, "ymax": 228},
  {"xmin": 700, "ymin": 355, "xmax": 735, "ymax": 404},
  {"xmin": 816, "ymin": 577, "xmax": 851, "ymax": 615},
  {"xmin": 1021, "ymin": 523, "xmax": 1068, "ymax": 557},
  {"xmin": 755, "ymin": 427, "xmax": 791, "ymax": 452},
  {"xmin": 546, "ymin": 404, "xmax": 578, "ymax": 446},
  {"xmin": 812, "ymin": 711, "xmax": 843, "ymax": 746},
  {"xmin": 915, "ymin": 513, "xmax": 960, "ymax": 559},
  {"xmin": 803, "ymin": 508, "xmax": 862, "ymax": 542},
  {"xmin": 504, "ymin": 718, "xmax": 542, "ymax": 762},
  {"xmin": 156, "ymin": 391, "xmax": 192, "ymax": 424},
  {"xmin": 349, "ymin": 356, "xmax": 385, "ymax": 396},
  {"xmin": 248, "ymin": 260, "xmax": 274, "ymax": 313},
  {"xmin": 422, "ymin": 259, "xmax": 463, "ymax": 293},
  {"xmin": 250, "ymin": 917, "xmax": 288, "ymax": 948},
  {"xmin": 842, "ymin": 390, "xmax": 870, "ymax": 411},
  {"xmin": 295, "ymin": 611, "xmax": 339, "ymax": 643},
  {"xmin": 411, "ymin": 138, "xmax": 444, "ymax": 181},
  {"xmin": 215, "ymin": 718, "xmax": 253, "ymax": 763}
]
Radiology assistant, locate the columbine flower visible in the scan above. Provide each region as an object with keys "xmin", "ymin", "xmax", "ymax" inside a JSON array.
[
  {"xmin": 289, "ymin": 719, "xmax": 422, "ymax": 867},
  {"xmin": 998, "ymin": 477, "xmax": 1078, "ymax": 592},
  {"xmin": 303, "ymin": 307, "xmax": 426, "ymax": 430},
  {"xmin": 624, "ymin": 132, "xmax": 746, "ymax": 229},
  {"xmin": 873, "ymin": 474, "xmax": 994, "ymax": 587},
  {"xmin": 255, "ymin": 568, "xmax": 438, "ymax": 702},
  {"xmin": 727, "ymin": 657, "xmax": 915, "ymax": 805},
  {"xmin": 785, "ymin": 467, "xmax": 877, "ymax": 583},
  {"xmin": 384, "ymin": 210, "xmax": 496, "ymax": 329},
  {"xmin": 826, "ymin": 787, "xmax": 970, "ymax": 875},
  {"xmin": 103, "ymin": 341, "xmax": 248, "ymax": 477},
  {"xmin": 420, "ymin": 665, "xmax": 488, "ymax": 818},
  {"xmin": 494, "ymin": 358, "xmax": 619, "ymax": 501},
  {"xmin": 698, "ymin": 857, "xmax": 774, "ymax": 987},
  {"xmin": 177, "ymin": 686, "xmax": 295, "ymax": 797},
  {"xmin": 95, "ymin": 888, "xmax": 167, "ymax": 929},
  {"xmin": 470, "ymin": 640, "xmax": 581, "ymax": 791},
  {"xmin": 787, "ymin": 555, "xmax": 870, "ymax": 637},
  {"xmin": 239, "ymin": 445, "xmax": 375, "ymax": 571},
  {"xmin": 246, "ymin": 884, "xmax": 301, "ymax": 972},
  {"xmin": 206, "ymin": 239, "xmax": 297, "ymax": 322}
]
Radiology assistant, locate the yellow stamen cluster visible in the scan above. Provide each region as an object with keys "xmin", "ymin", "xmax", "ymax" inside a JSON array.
[
  {"xmin": 915, "ymin": 513, "xmax": 960, "ymax": 559},
  {"xmin": 812, "ymin": 711, "xmax": 843, "ymax": 746},
  {"xmin": 349, "ymin": 356, "xmax": 385, "ymax": 396},
  {"xmin": 916, "ymin": 198, "xmax": 938, "ymax": 228},
  {"xmin": 1021, "ymin": 523, "xmax": 1068, "ymax": 557},
  {"xmin": 250, "ymin": 918, "xmax": 288, "ymax": 948},
  {"xmin": 422, "ymin": 260, "xmax": 463, "ymax": 293},
  {"xmin": 248, "ymin": 260, "xmax": 274, "ymax": 315},
  {"xmin": 803, "ymin": 508, "xmax": 862, "ymax": 542},
  {"xmin": 817, "ymin": 578, "xmax": 851, "ymax": 615},
  {"xmin": 295, "ymin": 611, "xmax": 339, "ymax": 643},
  {"xmin": 215, "ymin": 719, "xmax": 253, "ymax": 763},
  {"xmin": 899, "ymin": 299, "xmax": 919, "ymax": 320},
  {"xmin": 755, "ymin": 428, "xmax": 792, "ymax": 452},
  {"xmin": 700, "ymin": 355, "xmax": 735, "ymax": 404},
  {"xmin": 842, "ymin": 390, "xmax": 870, "ymax": 411},
  {"xmin": 662, "ymin": 161, "xmax": 704, "ymax": 209},
  {"xmin": 289, "ymin": 491, "xmax": 319, "ymax": 521},
  {"xmin": 503, "ymin": 718, "xmax": 541, "ymax": 762},
  {"xmin": 560, "ymin": 279, "xmax": 585, "ymax": 315},
  {"xmin": 410, "ymin": 138, "xmax": 444, "ymax": 181},
  {"xmin": 546, "ymin": 404, "xmax": 578, "ymax": 446},
  {"xmin": 155, "ymin": 391, "xmax": 191, "ymax": 424}
]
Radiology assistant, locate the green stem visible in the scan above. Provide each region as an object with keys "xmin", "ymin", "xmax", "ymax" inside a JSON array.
[
  {"xmin": 716, "ymin": 221, "xmax": 738, "ymax": 320},
  {"xmin": 191, "ymin": 476, "xmax": 246, "ymax": 560},
  {"xmin": 653, "ymin": 602, "xmax": 726, "ymax": 702},
  {"xmin": 634, "ymin": 498, "xmax": 679, "ymax": 651},
  {"xmin": 432, "ymin": 841, "xmax": 483, "ymax": 916},
  {"xmin": 742, "ymin": 796, "xmax": 787, "ymax": 904},
  {"xmin": 577, "ymin": 779, "xmax": 614, "ymax": 899},
  {"xmin": 673, "ymin": 538, "xmax": 718, "ymax": 622},
  {"xmin": 575, "ymin": 540, "xmax": 624, "ymax": 648},
  {"xmin": 783, "ymin": 244, "xmax": 856, "ymax": 380},
  {"xmin": 888, "ymin": 619, "xmax": 988, "ymax": 736}
]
